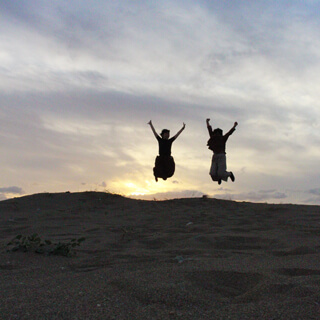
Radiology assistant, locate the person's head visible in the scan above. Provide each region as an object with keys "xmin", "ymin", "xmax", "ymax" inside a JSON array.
[
  {"xmin": 160, "ymin": 129, "xmax": 170, "ymax": 139},
  {"xmin": 213, "ymin": 128, "xmax": 223, "ymax": 136}
]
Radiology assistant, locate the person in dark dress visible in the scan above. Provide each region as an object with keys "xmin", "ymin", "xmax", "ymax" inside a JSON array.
[
  {"xmin": 206, "ymin": 118, "xmax": 238, "ymax": 185},
  {"xmin": 148, "ymin": 120, "xmax": 185, "ymax": 181}
]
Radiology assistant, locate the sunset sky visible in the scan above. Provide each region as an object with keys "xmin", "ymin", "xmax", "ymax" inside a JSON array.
[{"xmin": 1, "ymin": 0, "xmax": 320, "ymax": 204}]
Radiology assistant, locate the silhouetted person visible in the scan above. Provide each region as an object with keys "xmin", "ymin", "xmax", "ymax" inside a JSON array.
[
  {"xmin": 206, "ymin": 118, "xmax": 238, "ymax": 184},
  {"xmin": 148, "ymin": 120, "xmax": 185, "ymax": 182}
]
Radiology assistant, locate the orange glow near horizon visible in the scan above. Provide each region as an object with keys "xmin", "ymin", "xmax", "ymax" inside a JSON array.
[{"xmin": 107, "ymin": 178, "xmax": 190, "ymax": 199}]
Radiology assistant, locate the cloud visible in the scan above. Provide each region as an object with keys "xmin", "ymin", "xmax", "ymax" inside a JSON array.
[
  {"xmin": 1, "ymin": 0, "xmax": 318, "ymax": 101},
  {"xmin": 308, "ymin": 188, "xmax": 320, "ymax": 196},
  {"xmin": 100, "ymin": 182, "xmax": 107, "ymax": 188},
  {"xmin": 213, "ymin": 190, "xmax": 287, "ymax": 202},
  {"xmin": 0, "ymin": 186, "xmax": 24, "ymax": 201},
  {"xmin": 0, "ymin": 186, "xmax": 24, "ymax": 194}
]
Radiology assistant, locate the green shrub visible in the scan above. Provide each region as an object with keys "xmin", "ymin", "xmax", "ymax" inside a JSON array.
[{"xmin": 7, "ymin": 234, "xmax": 86, "ymax": 257}]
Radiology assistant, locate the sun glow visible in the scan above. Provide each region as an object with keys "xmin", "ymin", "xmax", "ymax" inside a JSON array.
[
  {"xmin": 124, "ymin": 182, "xmax": 150, "ymax": 197},
  {"xmin": 130, "ymin": 192, "xmax": 147, "ymax": 196},
  {"xmin": 107, "ymin": 178, "xmax": 182, "ymax": 199}
]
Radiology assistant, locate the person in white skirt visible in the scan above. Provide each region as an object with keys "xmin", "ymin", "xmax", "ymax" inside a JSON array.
[{"xmin": 206, "ymin": 118, "xmax": 238, "ymax": 185}]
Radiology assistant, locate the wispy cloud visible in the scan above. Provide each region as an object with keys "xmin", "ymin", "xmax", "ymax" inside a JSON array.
[
  {"xmin": 308, "ymin": 188, "xmax": 320, "ymax": 196},
  {"xmin": 0, "ymin": 186, "xmax": 24, "ymax": 194},
  {"xmin": 214, "ymin": 190, "xmax": 287, "ymax": 203},
  {"xmin": 0, "ymin": 186, "xmax": 24, "ymax": 201}
]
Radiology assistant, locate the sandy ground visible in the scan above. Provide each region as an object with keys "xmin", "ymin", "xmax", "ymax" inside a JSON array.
[{"xmin": 1, "ymin": 192, "xmax": 320, "ymax": 320}]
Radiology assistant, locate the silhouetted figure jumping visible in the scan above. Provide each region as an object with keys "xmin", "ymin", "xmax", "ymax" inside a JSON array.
[
  {"xmin": 206, "ymin": 118, "xmax": 238, "ymax": 185},
  {"xmin": 148, "ymin": 120, "xmax": 185, "ymax": 182}
]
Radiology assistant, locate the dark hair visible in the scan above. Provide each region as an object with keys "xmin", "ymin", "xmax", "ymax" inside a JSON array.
[
  {"xmin": 160, "ymin": 129, "xmax": 170, "ymax": 137},
  {"xmin": 213, "ymin": 128, "xmax": 223, "ymax": 136}
]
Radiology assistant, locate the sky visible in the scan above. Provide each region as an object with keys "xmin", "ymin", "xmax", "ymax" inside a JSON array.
[{"xmin": 0, "ymin": 0, "xmax": 320, "ymax": 204}]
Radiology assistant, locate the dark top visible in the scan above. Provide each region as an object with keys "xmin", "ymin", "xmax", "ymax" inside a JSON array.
[
  {"xmin": 207, "ymin": 125, "xmax": 235, "ymax": 154},
  {"xmin": 157, "ymin": 136, "xmax": 176, "ymax": 156}
]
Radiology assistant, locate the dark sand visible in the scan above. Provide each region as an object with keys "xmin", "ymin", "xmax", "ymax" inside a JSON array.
[{"xmin": 1, "ymin": 192, "xmax": 320, "ymax": 319}]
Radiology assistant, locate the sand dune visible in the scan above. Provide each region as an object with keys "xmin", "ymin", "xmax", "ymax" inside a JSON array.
[{"xmin": 1, "ymin": 192, "xmax": 320, "ymax": 319}]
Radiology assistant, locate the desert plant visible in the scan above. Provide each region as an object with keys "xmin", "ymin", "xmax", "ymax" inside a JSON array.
[
  {"xmin": 7, "ymin": 233, "xmax": 44, "ymax": 252},
  {"xmin": 7, "ymin": 234, "xmax": 85, "ymax": 257},
  {"xmin": 50, "ymin": 238, "xmax": 86, "ymax": 257}
]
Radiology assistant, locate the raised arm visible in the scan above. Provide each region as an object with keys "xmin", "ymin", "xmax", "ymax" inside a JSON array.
[
  {"xmin": 147, "ymin": 120, "xmax": 159, "ymax": 139},
  {"xmin": 172, "ymin": 122, "xmax": 186, "ymax": 140},
  {"xmin": 229, "ymin": 121, "xmax": 238, "ymax": 132},
  {"xmin": 206, "ymin": 118, "xmax": 213, "ymax": 136},
  {"xmin": 225, "ymin": 121, "xmax": 238, "ymax": 137}
]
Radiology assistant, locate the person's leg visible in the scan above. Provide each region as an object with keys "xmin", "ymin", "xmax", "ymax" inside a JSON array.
[
  {"xmin": 217, "ymin": 154, "xmax": 231, "ymax": 182},
  {"xmin": 165, "ymin": 156, "xmax": 175, "ymax": 178},
  {"xmin": 153, "ymin": 157, "xmax": 159, "ymax": 181},
  {"xmin": 154, "ymin": 156, "xmax": 165, "ymax": 180},
  {"xmin": 210, "ymin": 155, "xmax": 219, "ymax": 181}
]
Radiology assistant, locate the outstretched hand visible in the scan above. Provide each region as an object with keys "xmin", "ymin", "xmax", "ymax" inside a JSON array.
[
  {"xmin": 147, "ymin": 120, "xmax": 152, "ymax": 125},
  {"xmin": 234, "ymin": 122, "xmax": 238, "ymax": 128},
  {"xmin": 182, "ymin": 122, "xmax": 186, "ymax": 129}
]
